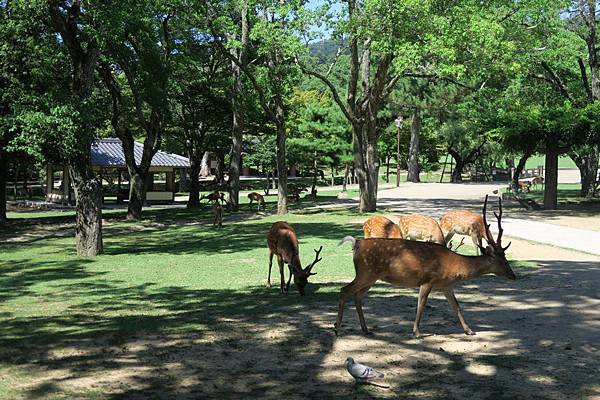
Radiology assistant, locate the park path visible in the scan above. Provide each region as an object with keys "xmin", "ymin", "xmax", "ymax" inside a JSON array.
[{"xmin": 315, "ymin": 182, "xmax": 600, "ymax": 256}]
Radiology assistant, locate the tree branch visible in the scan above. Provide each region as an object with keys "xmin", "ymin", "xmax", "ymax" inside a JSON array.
[
  {"xmin": 578, "ymin": 57, "xmax": 592, "ymax": 101},
  {"xmin": 540, "ymin": 61, "xmax": 576, "ymax": 103}
]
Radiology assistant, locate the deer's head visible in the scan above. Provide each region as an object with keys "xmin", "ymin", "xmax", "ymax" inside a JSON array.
[
  {"xmin": 480, "ymin": 195, "xmax": 516, "ymax": 280},
  {"xmin": 293, "ymin": 246, "xmax": 322, "ymax": 296}
]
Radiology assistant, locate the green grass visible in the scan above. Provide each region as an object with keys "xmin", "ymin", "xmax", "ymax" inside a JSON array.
[
  {"xmin": 0, "ymin": 206, "xmax": 533, "ymax": 398},
  {"xmin": 524, "ymin": 155, "xmax": 576, "ymax": 169},
  {"xmin": 505, "ymin": 183, "xmax": 599, "ymax": 205}
]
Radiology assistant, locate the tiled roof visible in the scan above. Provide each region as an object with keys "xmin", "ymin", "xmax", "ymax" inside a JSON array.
[{"xmin": 91, "ymin": 138, "xmax": 189, "ymax": 168}]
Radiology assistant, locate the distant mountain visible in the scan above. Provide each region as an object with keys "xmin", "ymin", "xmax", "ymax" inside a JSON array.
[{"xmin": 308, "ymin": 39, "xmax": 345, "ymax": 63}]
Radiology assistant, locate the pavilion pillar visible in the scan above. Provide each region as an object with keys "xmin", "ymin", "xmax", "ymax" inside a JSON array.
[{"xmin": 46, "ymin": 164, "xmax": 53, "ymax": 202}]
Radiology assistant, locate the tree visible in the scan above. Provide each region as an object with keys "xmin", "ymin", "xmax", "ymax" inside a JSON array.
[{"xmin": 46, "ymin": 0, "xmax": 103, "ymax": 255}]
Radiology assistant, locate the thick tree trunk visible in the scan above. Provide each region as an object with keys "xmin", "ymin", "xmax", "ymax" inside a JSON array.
[
  {"xmin": 407, "ymin": 109, "xmax": 421, "ymax": 183},
  {"xmin": 187, "ymin": 158, "xmax": 202, "ymax": 208},
  {"xmin": 200, "ymin": 151, "xmax": 211, "ymax": 177},
  {"xmin": 0, "ymin": 149, "xmax": 7, "ymax": 224},
  {"xmin": 571, "ymin": 148, "xmax": 599, "ymax": 197},
  {"xmin": 512, "ymin": 153, "xmax": 531, "ymax": 188},
  {"xmin": 544, "ymin": 136, "xmax": 559, "ymax": 210},
  {"xmin": 69, "ymin": 163, "xmax": 103, "ymax": 256},
  {"xmin": 127, "ymin": 170, "xmax": 147, "ymax": 220}
]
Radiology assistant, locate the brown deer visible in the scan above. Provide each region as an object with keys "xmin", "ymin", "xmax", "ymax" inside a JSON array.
[
  {"xmin": 201, "ymin": 190, "xmax": 226, "ymax": 205},
  {"xmin": 212, "ymin": 200, "xmax": 223, "ymax": 228},
  {"xmin": 517, "ymin": 180, "xmax": 531, "ymax": 192},
  {"xmin": 267, "ymin": 221, "xmax": 323, "ymax": 296},
  {"xmin": 531, "ymin": 176, "xmax": 544, "ymax": 190},
  {"xmin": 398, "ymin": 214, "xmax": 445, "ymax": 245},
  {"xmin": 247, "ymin": 192, "xmax": 265, "ymax": 211},
  {"xmin": 335, "ymin": 196, "xmax": 515, "ymax": 337},
  {"xmin": 439, "ymin": 209, "xmax": 487, "ymax": 255},
  {"xmin": 362, "ymin": 216, "xmax": 403, "ymax": 239}
]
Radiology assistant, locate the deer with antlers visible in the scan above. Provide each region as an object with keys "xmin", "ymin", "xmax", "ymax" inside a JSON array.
[
  {"xmin": 363, "ymin": 216, "xmax": 403, "ymax": 239},
  {"xmin": 439, "ymin": 209, "xmax": 487, "ymax": 255},
  {"xmin": 247, "ymin": 192, "xmax": 265, "ymax": 211},
  {"xmin": 398, "ymin": 214, "xmax": 446, "ymax": 245},
  {"xmin": 267, "ymin": 221, "xmax": 323, "ymax": 296},
  {"xmin": 335, "ymin": 196, "xmax": 515, "ymax": 337}
]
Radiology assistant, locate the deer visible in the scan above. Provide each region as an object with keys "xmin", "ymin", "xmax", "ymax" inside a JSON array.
[
  {"xmin": 247, "ymin": 192, "xmax": 265, "ymax": 211},
  {"xmin": 267, "ymin": 221, "xmax": 323, "ymax": 296},
  {"xmin": 201, "ymin": 190, "xmax": 226, "ymax": 205},
  {"xmin": 362, "ymin": 216, "xmax": 403, "ymax": 239},
  {"xmin": 212, "ymin": 200, "xmax": 223, "ymax": 228},
  {"xmin": 397, "ymin": 214, "xmax": 446, "ymax": 245},
  {"xmin": 531, "ymin": 176, "xmax": 544, "ymax": 190},
  {"xmin": 335, "ymin": 195, "xmax": 515, "ymax": 337},
  {"xmin": 517, "ymin": 180, "xmax": 531, "ymax": 193},
  {"xmin": 439, "ymin": 209, "xmax": 487, "ymax": 255}
]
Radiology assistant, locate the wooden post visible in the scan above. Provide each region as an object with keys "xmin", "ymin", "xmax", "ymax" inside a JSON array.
[{"xmin": 62, "ymin": 165, "xmax": 70, "ymax": 205}]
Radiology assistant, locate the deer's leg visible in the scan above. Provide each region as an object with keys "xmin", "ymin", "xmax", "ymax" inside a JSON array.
[
  {"xmin": 444, "ymin": 231, "xmax": 455, "ymax": 247},
  {"xmin": 277, "ymin": 256, "xmax": 286, "ymax": 294},
  {"xmin": 334, "ymin": 279, "xmax": 361, "ymax": 335},
  {"xmin": 267, "ymin": 250, "xmax": 274, "ymax": 288},
  {"xmin": 471, "ymin": 233, "xmax": 481, "ymax": 255},
  {"xmin": 285, "ymin": 265, "xmax": 293, "ymax": 291},
  {"xmin": 413, "ymin": 283, "xmax": 433, "ymax": 338},
  {"xmin": 443, "ymin": 288, "xmax": 475, "ymax": 335},
  {"xmin": 354, "ymin": 286, "xmax": 373, "ymax": 334}
]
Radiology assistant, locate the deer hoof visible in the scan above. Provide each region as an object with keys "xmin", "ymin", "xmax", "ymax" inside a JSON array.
[
  {"xmin": 465, "ymin": 329, "xmax": 476, "ymax": 336},
  {"xmin": 412, "ymin": 330, "xmax": 421, "ymax": 338}
]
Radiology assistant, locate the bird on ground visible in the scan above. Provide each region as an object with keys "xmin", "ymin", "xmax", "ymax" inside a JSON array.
[{"xmin": 345, "ymin": 357, "xmax": 385, "ymax": 384}]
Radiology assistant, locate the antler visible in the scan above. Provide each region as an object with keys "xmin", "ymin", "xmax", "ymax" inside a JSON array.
[
  {"xmin": 305, "ymin": 246, "xmax": 323, "ymax": 275},
  {"xmin": 482, "ymin": 195, "xmax": 511, "ymax": 252}
]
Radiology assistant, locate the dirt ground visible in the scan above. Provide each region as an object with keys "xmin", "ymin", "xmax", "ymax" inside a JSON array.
[{"xmin": 9, "ymin": 236, "xmax": 599, "ymax": 399}]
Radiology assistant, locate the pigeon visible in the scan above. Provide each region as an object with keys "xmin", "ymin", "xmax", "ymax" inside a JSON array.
[{"xmin": 345, "ymin": 357, "xmax": 385, "ymax": 383}]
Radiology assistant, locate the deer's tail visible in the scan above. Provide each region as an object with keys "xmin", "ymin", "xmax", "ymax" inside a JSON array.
[{"xmin": 339, "ymin": 236, "xmax": 357, "ymax": 250}]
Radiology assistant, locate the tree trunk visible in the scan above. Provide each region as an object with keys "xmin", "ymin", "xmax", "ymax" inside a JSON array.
[
  {"xmin": 187, "ymin": 158, "xmax": 202, "ymax": 208},
  {"xmin": 265, "ymin": 169, "xmax": 271, "ymax": 195},
  {"xmin": 343, "ymin": 163, "xmax": 349, "ymax": 191},
  {"xmin": 200, "ymin": 151, "xmax": 211, "ymax": 177},
  {"xmin": 451, "ymin": 162, "xmax": 464, "ymax": 183},
  {"xmin": 544, "ymin": 136, "xmax": 559, "ymax": 210},
  {"xmin": 311, "ymin": 150, "xmax": 318, "ymax": 195},
  {"xmin": 0, "ymin": 149, "xmax": 7, "ymax": 224},
  {"xmin": 512, "ymin": 153, "xmax": 531, "ymax": 188},
  {"xmin": 127, "ymin": 169, "xmax": 147, "ymax": 220},
  {"xmin": 571, "ymin": 147, "xmax": 599, "ymax": 197},
  {"xmin": 353, "ymin": 121, "xmax": 379, "ymax": 212},
  {"xmin": 385, "ymin": 155, "xmax": 390, "ymax": 183},
  {"xmin": 407, "ymin": 109, "xmax": 421, "ymax": 182},
  {"xmin": 275, "ymin": 117, "xmax": 288, "ymax": 215},
  {"xmin": 70, "ymin": 163, "xmax": 103, "ymax": 256},
  {"xmin": 227, "ymin": 0, "xmax": 248, "ymax": 212}
]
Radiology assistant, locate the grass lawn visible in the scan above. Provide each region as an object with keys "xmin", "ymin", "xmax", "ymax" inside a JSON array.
[{"xmin": 0, "ymin": 205, "xmax": 534, "ymax": 399}]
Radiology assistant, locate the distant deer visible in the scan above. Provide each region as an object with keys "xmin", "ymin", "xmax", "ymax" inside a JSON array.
[
  {"xmin": 212, "ymin": 200, "xmax": 223, "ymax": 228},
  {"xmin": 201, "ymin": 190, "xmax": 226, "ymax": 205},
  {"xmin": 398, "ymin": 214, "xmax": 445, "ymax": 245},
  {"xmin": 267, "ymin": 221, "xmax": 323, "ymax": 296},
  {"xmin": 531, "ymin": 176, "xmax": 544, "ymax": 190},
  {"xmin": 336, "ymin": 196, "xmax": 515, "ymax": 337},
  {"xmin": 439, "ymin": 209, "xmax": 487, "ymax": 255},
  {"xmin": 363, "ymin": 216, "xmax": 403, "ymax": 239},
  {"xmin": 517, "ymin": 180, "xmax": 531, "ymax": 193},
  {"xmin": 247, "ymin": 192, "xmax": 265, "ymax": 211}
]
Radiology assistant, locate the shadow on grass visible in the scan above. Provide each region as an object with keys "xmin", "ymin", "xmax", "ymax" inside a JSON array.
[{"xmin": 0, "ymin": 259, "xmax": 598, "ymax": 398}]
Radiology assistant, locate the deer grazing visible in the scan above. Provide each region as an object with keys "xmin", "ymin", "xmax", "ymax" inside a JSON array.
[
  {"xmin": 247, "ymin": 192, "xmax": 265, "ymax": 211},
  {"xmin": 362, "ymin": 216, "xmax": 403, "ymax": 239},
  {"xmin": 335, "ymin": 196, "xmax": 515, "ymax": 337},
  {"xmin": 531, "ymin": 176, "xmax": 544, "ymax": 190},
  {"xmin": 398, "ymin": 214, "xmax": 445, "ymax": 245},
  {"xmin": 439, "ymin": 209, "xmax": 487, "ymax": 255},
  {"xmin": 267, "ymin": 221, "xmax": 323, "ymax": 296}
]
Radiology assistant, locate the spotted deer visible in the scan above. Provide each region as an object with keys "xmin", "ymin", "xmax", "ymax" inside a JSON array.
[
  {"xmin": 247, "ymin": 192, "xmax": 265, "ymax": 211},
  {"xmin": 201, "ymin": 190, "xmax": 226, "ymax": 205},
  {"xmin": 397, "ymin": 214, "xmax": 445, "ymax": 245},
  {"xmin": 267, "ymin": 221, "xmax": 322, "ymax": 296},
  {"xmin": 439, "ymin": 209, "xmax": 487, "ymax": 255},
  {"xmin": 362, "ymin": 216, "xmax": 403, "ymax": 239},
  {"xmin": 335, "ymin": 196, "xmax": 515, "ymax": 337}
]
